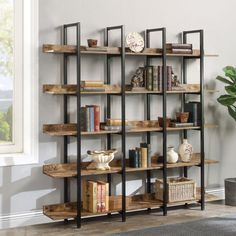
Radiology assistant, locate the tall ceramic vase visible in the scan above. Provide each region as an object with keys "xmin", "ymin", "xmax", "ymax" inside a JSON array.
[
  {"xmin": 167, "ymin": 146, "xmax": 178, "ymax": 164},
  {"xmin": 179, "ymin": 139, "xmax": 193, "ymax": 162}
]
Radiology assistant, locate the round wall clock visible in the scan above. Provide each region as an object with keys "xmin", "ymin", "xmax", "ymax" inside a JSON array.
[{"xmin": 126, "ymin": 32, "xmax": 144, "ymax": 53}]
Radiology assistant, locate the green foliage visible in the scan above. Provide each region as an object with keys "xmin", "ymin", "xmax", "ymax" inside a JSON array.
[
  {"xmin": 0, "ymin": 0, "xmax": 13, "ymax": 77},
  {"xmin": 217, "ymin": 66, "xmax": 236, "ymax": 121},
  {"xmin": 0, "ymin": 105, "xmax": 12, "ymax": 142}
]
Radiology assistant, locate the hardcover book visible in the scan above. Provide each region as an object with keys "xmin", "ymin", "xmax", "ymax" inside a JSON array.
[
  {"xmin": 145, "ymin": 66, "xmax": 153, "ymax": 91},
  {"xmin": 152, "ymin": 66, "xmax": 158, "ymax": 91}
]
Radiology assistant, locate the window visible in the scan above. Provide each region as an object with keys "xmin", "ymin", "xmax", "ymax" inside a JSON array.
[{"xmin": 0, "ymin": 0, "xmax": 38, "ymax": 165}]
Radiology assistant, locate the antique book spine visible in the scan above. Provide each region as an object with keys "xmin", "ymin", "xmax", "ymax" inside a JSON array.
[
  {"xmin": 167, "ymin": 66, "xmax": 172, "ymax": 91},
  {"xmin": 167, "ymin": 48, "xmax": 192, "ymax": 54},
  {"xmin": 80, "ymin": 107, "xmax": 87, "ymax": 132},
  {"xmin": 129, "ymin": 149, "xmax": 139, "ymax": 168},
  {"xmin": 97, "ymin": 181, "xmax": 107, "ymax": 212},
  {"xmin": 152, "ymin": 66, "xmax": 158, "ymax": 91},
  {"xmin": 93, "ymin": 105, "xmax": 100, "ymax": 132},
  {"xmin": 105, "ymin": 182, "xmax": 109, "ymax": 212},
  {"xmin": 140, "ymin": 146, "xmax": 148, "ymax": 168},
  {"xmin": 81, "ymin": 80, "xmax": 104, "ymax": 87},
  {"xmin": 87, "ymin": 181, "xmax": 98, "ymax": 213},
  {"xmin": 158, "ymin": 65, "xmax": 162, "ymax": 91},
  {"xmin": 141, "ymin": 143, "xmax": 152, "ymax": 167},
  {"xmin": 97, "ymin": 183, "xmax": 102, "ymax": 213},
  {"xmin": 85, "ymin": 107, "xmax": 91, "ymax": 132},
  {"xmin": 82, "ymin": 180, "xmax": 88, "ymax": 211},
  {"xmin": 86, "ymin": 105, "xmax": 95, "ymax": 132},
  {"xmin": 145, "ymin": 66, "xmax": 153, "ymax": 91}
]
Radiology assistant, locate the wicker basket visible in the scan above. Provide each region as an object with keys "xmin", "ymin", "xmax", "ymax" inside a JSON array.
[{"xmin": 155, "ymin": 177, "xmax": 196, "ymax": 203}]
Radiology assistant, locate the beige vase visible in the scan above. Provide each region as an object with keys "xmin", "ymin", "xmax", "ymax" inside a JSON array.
[{"xmin": 179, "ymin": 139, "xmax": 193, "ymax": 162}]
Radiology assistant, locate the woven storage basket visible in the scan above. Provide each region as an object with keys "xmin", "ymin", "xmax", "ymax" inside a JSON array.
[{"xmin": 155, "ymin": 177, "xmax": 196, "ymax": 203}]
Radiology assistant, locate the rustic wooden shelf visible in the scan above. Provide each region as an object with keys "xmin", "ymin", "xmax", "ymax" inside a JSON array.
[
  {"xmin": 43, "ymin": 190, "xmax": 221, "ymax": 220},
  {"xmin": 43, "ymin": 123, "xmax": 218, "ymax": 136},
  {"xmin": 42, "ymin": 44, "xmax": 205, "ymax": 58},
  {"xmin": 43, "ymin": 154, "xmax": 218, "ymax": 178}
]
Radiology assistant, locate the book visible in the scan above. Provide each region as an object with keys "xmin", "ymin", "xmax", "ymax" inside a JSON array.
[
  {"xmin": 81, "ymin": 87, "xmax": 106, "ymax": 92},
  {"xmin": 140, "ymin": 145, "xmax": 148, "ymax": 168},
  {"xmin": 106, "ymin": 119, "xmax": 128, "ymax": 126},
  {"xmin": 152, "ymin": 66, "xmax": 158, "ymax": 91},
  {"xmin": 97, "ymin": 181, "xmax": 109, "ymax": 212},
  {"xmin": 145, "ymin": 66, "xmax": 153, "ymax": 91},
  {"xmin": 167, "ymin": 66, "xmax": 173, "ymax": 91},
  {"xmin": 80, "ymin": 107, "xmax": 87, "ymax": 131},
  {"xmin": 97, "ymin": 183, "xmax": 102, "ymax": 212},
  {"xmin": 166, "ymin": 43, "xmax": 192, "ymax": 50},
  {"xmin": 167, "ymin": 48, "xmax": 192, "ymax": 54},
  {"xmin": 86, "ymin": 106, "xmax": 94, "ymax": 132},
  {"xmin": 158, "ymin": 65, "xmax": 162, "ymax": 91},
  {"xmin": 184, "ymin": 102, "xmax": 201, "ymax": 126},
  {"xmin": 93, "ymin": 105, "xmax": 100, "ymax": 132},
  {"xmin": 170, "ymin": 122, "xmax": 194, "ymax": 127},
  {"xmin": 81, "ymin": 80, "xmax": 104, "ymax": 87},
  {"xmin": 140, "ymin": 143, "xmax": 151, "ymax": 167},
  {"xmin": 129, "ymin": 149, "xmax": 139, "ymax": 168},
  {"xmin": 83, "ymin": 180, "xmax": 98, "ymax": 213}
]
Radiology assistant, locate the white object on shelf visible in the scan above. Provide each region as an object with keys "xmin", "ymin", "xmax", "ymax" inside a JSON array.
[{"xmin": 179, "ymin": 139, "xmax": 193, "ymax": 162}]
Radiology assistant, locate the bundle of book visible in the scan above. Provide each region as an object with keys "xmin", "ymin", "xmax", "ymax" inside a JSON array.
[
  {"xmin": 166, "ymin": 43, "xmax": 193, "ymax": 54},
  {"xmin": 100, "ymin": 119, "xmax": 132, "ymax": 131},
  {"xmin": 130, "ymin": 65, "xmax": 174, "ymax": 92},
  {"xmin": 82, "ymin": 180, "xmax": 109, "ymax": 213},
  {"xmin": 129, "ymin": 143, "xmax": 151, "ymax": 168},
  {"xmin": 80, "ymin": 80, "xmax": 106, "ymax": 92},
  {"xmin": 81, "ymin": 105, "xmax": 100, "ymax": 132}
]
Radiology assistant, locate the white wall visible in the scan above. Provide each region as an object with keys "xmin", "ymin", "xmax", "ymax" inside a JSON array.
[{"xmin": 0, "ymin": 0, "xmax": 236, "ymax": 227}]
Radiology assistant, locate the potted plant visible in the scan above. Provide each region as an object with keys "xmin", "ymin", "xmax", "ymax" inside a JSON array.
[
  {"xmin": 217, "ymin": 66, "xmax": 236, "ymax": 121},
  {"xmin": 217, "ymin": 66, "xmax": 236, "ymax": 205}
]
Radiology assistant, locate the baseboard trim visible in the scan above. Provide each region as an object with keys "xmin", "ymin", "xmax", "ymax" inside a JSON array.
[{"xmin": 0, "ymin": 188, "xmax": 225, "ymax": 230}]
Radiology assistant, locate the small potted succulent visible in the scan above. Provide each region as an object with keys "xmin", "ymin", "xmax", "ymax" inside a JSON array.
[{"xmin": 217, "ymin": 66, "xmax": 236, "ymax": 205}]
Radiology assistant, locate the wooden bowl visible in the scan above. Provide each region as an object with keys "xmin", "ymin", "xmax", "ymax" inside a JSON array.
[
  {"xmin": 87, "ymin": 39, "xmax": 98, "ymax": 47},
  {"xmin": 176, "ymin": 112, "xmax": 189, "ymax": 123},
  {"xmin": 158, "ymin": 117, "xmax": 171, "ymax": 127}
]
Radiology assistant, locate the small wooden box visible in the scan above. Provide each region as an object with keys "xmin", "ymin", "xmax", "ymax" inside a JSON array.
[
  {"xmin": 109, "ymin": 195, "xmax": 131, "ymax": 211},
  {"xmin": 155, "ymin": 177, "xmax": 196, "ymax": 203}
]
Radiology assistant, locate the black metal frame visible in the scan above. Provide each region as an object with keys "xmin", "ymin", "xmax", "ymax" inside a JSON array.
[
  {"xmin": 105, "ymin": 25, "xmax": 126, "ymax": 222},
  {"xmin": 60, "ymin": 22, "xmax": 205, "ymax": 228},
  {"xmin": 182, "ymin": 29, "xmax": 205, "ymax": 210}
]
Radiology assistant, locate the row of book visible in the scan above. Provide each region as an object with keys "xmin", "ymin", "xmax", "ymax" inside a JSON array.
[
  {"xmin": 145, "ymin": 65, "xmax": 173, "ymax": 91},
  {"xmin": 81, "ymin": 105, "xmax": 100, "ymax": 132},
  {"xmin": 129, "ymin": 143, "xmax": 151, "ymax": 168},
  {"xmin": 80, "ymin": 80, "xmax": 106, "ymax": 92},
  {"xmin": 166, "ymin": 43, "xmax": 193, "ymax": 54},
  {"xmin": 82, "ymin": 180, "xmax": 109, "ymax": 213}
]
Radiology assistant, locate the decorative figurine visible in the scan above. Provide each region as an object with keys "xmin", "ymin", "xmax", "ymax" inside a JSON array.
[{"xmin": 87, "ymin": 149, "xmax": 117, "ymax": 170}]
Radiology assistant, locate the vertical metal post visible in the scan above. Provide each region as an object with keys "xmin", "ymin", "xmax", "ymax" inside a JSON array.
[
  {"xmin": 182, "ymin": 32, "xmax": 188, "ymax": 178},
  {"xmin": 63, "ymin": 25, "xmax": 69, "ymax": 224},
  {"xmin": 200, "ymin": 30, "xmax": 205, "ymax": 210},
  {"xmin": 105, "ymin": 28, "xmax": 112, "ymax": 204},
  {"xmin": 76, "ymin": 22, "xmax": 82, "ymax": 228},
  {"xmin": 121, "ymin": 25, "xmax": 126, "ymax": 222},
  {"xmin": 162, "ymin": 28, "xmax": 168, "ymax": 216},
  {"xmin": 146, "ymin": 31, "xmax": 151, "ymax": 195}
]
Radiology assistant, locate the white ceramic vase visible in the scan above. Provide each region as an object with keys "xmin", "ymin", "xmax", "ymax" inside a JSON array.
[
  {"xmin": 91, "ymin": 153, "xmax": 115, "ymax": 170},
  {"xmin": 167, "ymin": 146, "xmax": 178, "ymax": 164},
  {"xmin": 179, "ymin": 139, "xmax": 193, "ymax": 162}
]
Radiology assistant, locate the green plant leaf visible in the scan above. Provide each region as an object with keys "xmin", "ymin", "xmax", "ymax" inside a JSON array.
[
  {"xmin": 217, "ymin": 95, "xmax": 236, "ymax": 106},
  {"xmin": 223, "ymin": 66, "xmax": 236, "ymax": 82},
  {"xmin": 225, "ymin": 85, "xmax": 236, "ymax": 96},
  {"xmin": 228, "ymin": 106, "xmax": 236, "ymax": 122},
  {"xmin": 216, "ymin": 75, "xmax": 233, "ymax": 85}
]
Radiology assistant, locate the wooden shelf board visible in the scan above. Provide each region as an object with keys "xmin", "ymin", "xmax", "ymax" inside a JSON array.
[
  {"xmin": 43, "ymin": 123, "xmax": 218, "ymax": 136},
  {"xmin": 43, "ymin": 154, "xmax": 218, "ymax": 178},
  {"xmin": 43, "ymin": 191, "xmax": 221, "ymax": 220},
  {"xmin": 43, "ymin": 44, "xmax": 204, "ymax": 58}
]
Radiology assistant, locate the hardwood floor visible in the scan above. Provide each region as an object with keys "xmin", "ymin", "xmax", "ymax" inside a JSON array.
[{"xmin": 0, "ymin": 201, "xmax": 236, "ymax": 236}]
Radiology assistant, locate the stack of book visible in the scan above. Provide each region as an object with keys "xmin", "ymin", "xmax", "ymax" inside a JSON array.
[
  {"xmin": 81, "ymin": 105, "xmax": 100, "ymax": 132},
  {"xmin": 166, "ymin": 43, "xmax": 193, "ymax": 54},
  {"xmin": 144, "ymin": 65, "xmax": 173, "ymax": 91},
  {"xmin": 80, "ymin": 80, "xmax": 105, "ymax": 92},
  {"xmin": 100, "ymin": 119, "xmax": 132, "ymax": 131},
  {"xmin": 82, "ymin": 180, "xmax": 109, "ymax": 213},
  {"xmin": 129, "ymin": 143, "xmax": 152, "ymax": 168}
]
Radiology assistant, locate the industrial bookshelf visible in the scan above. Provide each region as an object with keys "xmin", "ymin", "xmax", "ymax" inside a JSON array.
[{"xmin": 42, "ymin": 22, "xmax": 219, "ymax": 228}]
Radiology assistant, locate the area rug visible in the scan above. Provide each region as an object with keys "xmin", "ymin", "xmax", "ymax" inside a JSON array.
[{"xmin": 111, "ymin": 214, "xmax": 236, "ymax": 236}]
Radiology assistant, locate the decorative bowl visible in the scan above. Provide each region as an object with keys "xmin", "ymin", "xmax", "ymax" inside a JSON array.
[{"xmin": 87, "ymin": 149, "xmax": 117, "ymax": 170}]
